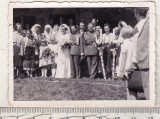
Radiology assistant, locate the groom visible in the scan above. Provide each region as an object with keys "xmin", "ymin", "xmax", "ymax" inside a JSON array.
[{"xmin": 82, "ymin": 23, "xmax": 98, "ymax": 79}]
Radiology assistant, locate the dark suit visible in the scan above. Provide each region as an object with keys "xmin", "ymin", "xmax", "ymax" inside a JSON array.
[
  {"xmin": 83, "ymin": 31, "xmax": 98, "ymax": 78},
  {"xmin": 70, "ymin": 33, "xmax": 81, "ymax": 78},
  {"xmin": 137, "ymin": 17, "xmax": 149, "ymax": 99}
]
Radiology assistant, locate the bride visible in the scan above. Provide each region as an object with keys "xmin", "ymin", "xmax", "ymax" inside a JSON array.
[{"xmin": 55, "ymin": 24, "xmax": 71, "ymax": 78}]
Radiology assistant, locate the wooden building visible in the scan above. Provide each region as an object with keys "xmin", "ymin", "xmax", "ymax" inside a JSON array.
[{"xmin": 13, "ymin": 8, "xmax": 137, "ymax": 31}]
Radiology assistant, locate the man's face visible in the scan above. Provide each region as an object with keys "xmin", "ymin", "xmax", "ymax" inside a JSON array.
[
  {"xmin": 71, "ymin": 26, "xmax": 76, "ymax": 34},
  {"xmin": 91, "ymin": 19, "xmax": 97, "ymax": 26},
  {"xmin": 96, "ymin": 26, "xmax": 101, "ymax": 31},
  {"xmin": 17, "ymin": 24, "xmax": 22, "ymax": 33},
  {"xmin": 80, "ymin": 22, "xmax": 85, "ymax": 30},
  {"xmin": 88, "ymin": 24, "xmax": 94, "ymax": 32},
  {"xmin": 104, "ymin": 25, "xmax": 110, "ymax": 33},
  {"xmin": 69, "ymin": 19, "xmax": 74, "ymax": 25},
  {"xmin": 26, "ymin": 31, "xmax": 31, "ymax": 38}
]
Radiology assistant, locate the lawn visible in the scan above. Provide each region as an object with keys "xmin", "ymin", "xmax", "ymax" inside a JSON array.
[{"xmin": 14, "ymin": 77, "xmax": 127, "ymax": 101}]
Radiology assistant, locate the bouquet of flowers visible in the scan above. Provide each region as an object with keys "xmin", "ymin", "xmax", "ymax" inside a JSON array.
[
  {"xmin": 41, "ymin": 48, "xmax": 51, "ymax": 59},
  {"xmin": 61, "ymin": 38, "xmax": 71, "ymax": 48}
]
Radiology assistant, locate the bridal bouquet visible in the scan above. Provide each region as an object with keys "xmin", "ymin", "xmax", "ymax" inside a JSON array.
[{"xmin": 61, "ymin": 38, "xmax": 71, "ymax": 48}]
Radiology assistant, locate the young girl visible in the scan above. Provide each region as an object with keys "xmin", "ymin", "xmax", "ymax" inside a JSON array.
[{"xmin": 39, "ymin": 39, "xmax": 51, "ymax": 77}]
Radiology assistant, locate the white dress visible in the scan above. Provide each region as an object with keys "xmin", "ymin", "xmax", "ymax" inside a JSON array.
[
  {"xmin": 55, "ymin": 34, "xmax": 71, "ymax": 78},
  {"xmin": 48, "ymin": 43, "xmax": 58, "ymax": 64}
]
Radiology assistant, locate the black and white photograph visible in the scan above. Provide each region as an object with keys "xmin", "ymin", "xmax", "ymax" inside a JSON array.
[{"xmin": 9, "ymin": 2, "xmax": 155, "ymax": 107}]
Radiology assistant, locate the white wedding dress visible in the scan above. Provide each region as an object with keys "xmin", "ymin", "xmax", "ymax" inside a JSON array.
[{"xmin": 55, "ymin": 24, "xmax": 71, "ymax": 78}]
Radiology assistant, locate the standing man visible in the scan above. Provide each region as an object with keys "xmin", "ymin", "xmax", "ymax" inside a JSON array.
[
  {"xmin": 13, "ymin": 23, "xmax": 24, "ymax": 78},
  {"xmin": 131, "ymin": 8, "xmax": 149, "ymax": 100},
  {"xmin": 83, "ymin": 23, "xmax": 98, "ymax": 79},
  {"xmin": 91, "ymin": 18, "xmax": 98, "ymax": 31},
  {"xmin": 136, "ymin": 8, "xmax": 150, "ymax": 100},
  {"xmin": 70, "ymin": 25, "xmax": 81, "ymax": 78},
  {"xmin": 79, "ymin": 22, "xmax": 86, "ymax": 34},
  {"xmin": 102, "ymin": 23, "xmax": 114, "ymax": 79}
]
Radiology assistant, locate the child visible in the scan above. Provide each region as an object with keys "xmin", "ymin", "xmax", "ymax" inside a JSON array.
[
  {"xmin": 39, "ymin": 39, "xmax": 50, "ymax": 77},
  {"xmin": 117, "ymin": 25, "xmax": 133, "ymax": 78},
  {"xmin": 48, "ymin": 39, "xmax": 58, "ymax": 77},
  {"xmin": 117, "ymin": 25, "xmax": 136, "ymax": 100}
]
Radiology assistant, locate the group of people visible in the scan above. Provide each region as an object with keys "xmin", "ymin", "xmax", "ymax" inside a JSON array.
[{"xmin": 13, "ymin": 8, "xmax": 149, "ymax": 100}]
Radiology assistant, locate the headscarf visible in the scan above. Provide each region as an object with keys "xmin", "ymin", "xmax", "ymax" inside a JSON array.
[
  {"xmin": 52, "ymin": 24, "xmax": 59, "ymax": 42},
  {"xmin": 43, "ymin": 24, "xmax": 53, "ymax": 43},
  {"xmin": 31, "ymin": 24, "xmax": 41, "ymax": 39}
]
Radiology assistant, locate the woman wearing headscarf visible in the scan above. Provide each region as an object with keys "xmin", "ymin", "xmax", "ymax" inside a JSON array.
[
  {"xmin": 48, "ymin": 24, "xmax": 59, "ymax": 77},
  {"xmin": 43, "ymin": 24, "xmax": 53, "ymax": 44},
  {"xmin": 22, "ymin": 30, "xmax": 36, "ymax": 77},
  {"xmin": 31, "ymin": 24, "xmax": 42, "ymax": 76},
  {"xmin": 55, "ymin": 24, "xmax": 71, "ymax": 78}
]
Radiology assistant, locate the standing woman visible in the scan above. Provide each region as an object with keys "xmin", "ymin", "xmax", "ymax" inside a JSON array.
[
  {"xmin": 48, "ymin": 24, "xmax": 59, "ymax": 77},
  {"xmin": 31, "ymin": 24, "xmax": 42, "ymax": 76},
  {"xmin": 13, "ymin": 23, "xmax": 24, "ymax": 78},
  {"xmin": 55, "ymin": 24, "xmax": 71, "ymax": 78},
  {"xmin": 23, "ymin": 30, "xmax": 36, "ymax": 77}
]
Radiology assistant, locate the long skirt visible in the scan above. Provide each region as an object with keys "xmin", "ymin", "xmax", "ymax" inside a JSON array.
[
  {"xmin": 14, "ymin": 55, "xmax": 23, "ymax": 67},
  {"xmin": 55, "ymin": 47, "xmax": 71, "ymax": 78},
  {"xmin": 23, "ymin": 47, "xmax": 35, "ymax": 70}
]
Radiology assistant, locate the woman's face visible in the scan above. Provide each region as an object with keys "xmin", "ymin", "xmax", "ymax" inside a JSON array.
[
  {"xmin": 54, "ymin": 25, "xmax": 59, "ymax": 32},
  {"xmin": 35, "ymin": 26, "xmax": 41, "ymax": 34},
  {"xmin": 61, "ymin": 27, "xmax": 67, "ymax": 35},
  {"xmin": 46, "ymin": 28, "xmax": 50, "ymax": 33}
]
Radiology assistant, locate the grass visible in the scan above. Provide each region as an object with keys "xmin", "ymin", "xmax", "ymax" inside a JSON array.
[{"xmin": 14, "ymin": 77, "xmax": 127, "ymax": 101}]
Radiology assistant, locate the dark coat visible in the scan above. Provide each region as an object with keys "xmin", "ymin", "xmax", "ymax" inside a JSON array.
[
  {"xmin": 70, "ymin": 33, "xmax": 81, "ymax": 55},
  {"xmin": 83, "ymin": 31, "xmax": 98, "ymax": 55}
]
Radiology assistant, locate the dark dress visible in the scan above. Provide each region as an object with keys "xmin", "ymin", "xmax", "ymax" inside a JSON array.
[
  {"xmin": 13, "ymin": 44, "xmax": 23, "ymax": 67},
  {"xmin": 23, "ymin": 38, "xmax": 36, "ymax": 70}
]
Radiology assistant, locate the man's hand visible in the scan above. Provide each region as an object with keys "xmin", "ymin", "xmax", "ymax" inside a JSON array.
[
  {"xmin": 92, "ymin": 42, "xmax": 97, "ymax": 47},
  {"xmin": 81, "ymin": 53, "xmax": 84, "ymax": 56},
  {"xmin": 131, "ymin": 62, "xmax": 138, "ymax": 70}
]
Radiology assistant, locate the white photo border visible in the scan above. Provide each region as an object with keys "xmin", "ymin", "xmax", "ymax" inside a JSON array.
[{"xmin": 8, "ymin": 1, "xmax": 156, "ymax": 107}]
